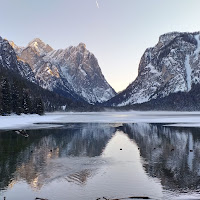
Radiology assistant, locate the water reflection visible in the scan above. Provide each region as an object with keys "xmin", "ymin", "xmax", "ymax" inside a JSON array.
[
  {"xmin": 1, "ymin": 123, "xmax": 200, "ymax": 199},
  {"xmin": 124, "ymin": 123, "xmax": 200, "ymax": 193},
  {"xmin": 0, "ymin": 124, "xmax": 115, "ymax": 191}
]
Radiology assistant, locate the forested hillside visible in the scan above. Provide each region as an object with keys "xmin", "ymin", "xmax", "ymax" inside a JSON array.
[{"xmin": 0, "ymin": 64, "xmax": 88, "ymax": 115}]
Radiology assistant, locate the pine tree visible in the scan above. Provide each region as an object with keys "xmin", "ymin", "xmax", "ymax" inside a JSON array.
[
  {"xmin": 1, "ymin": 78, "xmax": 11, "ymax": 115},
  {"xmin": 0, "ymin": 87, "xmax": 2, "ymax": 115},
  {"xmin": 22, "ymin": 90, "xmax": 31, "ymax": 114},
  {"xmin": 11, "ymin": 81, "xmax": 22, "ymax": 115},
  {"xmin": 35, "ymin": 97, "xmax": 44, "ymax": 115}
]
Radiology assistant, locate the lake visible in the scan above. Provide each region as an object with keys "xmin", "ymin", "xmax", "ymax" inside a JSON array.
[{"xmin": 0, "ymin": 123, "xmax": 200, "ymax": 200}]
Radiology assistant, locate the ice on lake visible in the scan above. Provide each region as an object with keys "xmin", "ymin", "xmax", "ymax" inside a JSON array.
[{"xmin": 2, "ymin": 111, "xmax": 200, "ymax": 130}]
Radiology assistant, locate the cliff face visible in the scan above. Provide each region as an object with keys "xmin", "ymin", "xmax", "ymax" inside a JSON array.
[
  {"xmin": 107, "ymin": 32, "xmax": 200, "ymax": 106},
  {"xmin": 13, "ymin": 39, "xmax": 116, "ymax": 104}
]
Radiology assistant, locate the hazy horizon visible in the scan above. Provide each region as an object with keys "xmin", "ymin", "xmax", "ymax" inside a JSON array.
[{"xmin": 2, "ymin": 0, "xmax": 200, "ymax": 92}]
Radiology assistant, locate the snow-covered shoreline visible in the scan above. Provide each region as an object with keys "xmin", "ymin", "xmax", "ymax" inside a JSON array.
[
  {"xmin": 0, "ymin": 114, "xmax": 62, "ymax": 130},
  {"xmin": 1, "ymin": 111, "xmax": 200, "ymax": 130}
]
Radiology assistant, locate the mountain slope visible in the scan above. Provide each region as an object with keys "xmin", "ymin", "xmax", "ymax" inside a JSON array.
[
  {"xmin": 12, "ymin": 39, "xmax": 116, "ymax": 104},
  {"xmin": 0, "ymin": 37, "xmax": 90, "ymax": 112},
  {"xmin": 1, "ymin": 37, "xmax": 86, "ymax": 103},
  {"xmin": 107, "ymin": 31, "xmax": 200, "ymax": 106}
]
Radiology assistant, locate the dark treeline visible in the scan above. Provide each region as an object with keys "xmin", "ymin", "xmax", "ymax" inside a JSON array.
[
  {"xmin": 0, "ymin": 77, "xmax": 44, "ymax": 115},
  {"xmin": 0, "ymin": 64, "xmax": 96, "ymax": 116},
  {"xmin": 0, "ymin": 70, "xmax": 44, "ymax": 115}
]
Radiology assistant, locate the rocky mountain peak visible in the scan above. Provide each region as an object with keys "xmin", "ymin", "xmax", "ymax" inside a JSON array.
[
  {"xmin": 78, "ymin": 42, "xmax": 86, "ymax": 48},
  {"xmin": 158, "ymin": 32, "xmax": 181, "ymax": 45},
  {"xmin": 9, "ymin": 41, "xmax": 16, "ymax": 48},
  {"xmin": 28, "ymin": 38, "xmax": 43, "ymax": 44},
  {"xmin": 77, "ymin": 42, "xmax": 87, "ymax": 53},
  {"xmin": 28, "ymin": 38, "xmax": 53, "ymax": 55}
]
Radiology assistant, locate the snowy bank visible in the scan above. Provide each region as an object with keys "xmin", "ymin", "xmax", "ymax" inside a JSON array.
[
  {"xmin": 0, "ymin": 114, "xmax": 62, "ymax": 130},
  {"xmin": 1, "ymin": 111, "xmax": 200, "ymax": 130}
]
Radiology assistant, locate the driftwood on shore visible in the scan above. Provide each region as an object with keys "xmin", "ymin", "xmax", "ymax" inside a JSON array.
[{"xmin": 15, "ymin": 130, "xmax": 29, "ymax": 137}]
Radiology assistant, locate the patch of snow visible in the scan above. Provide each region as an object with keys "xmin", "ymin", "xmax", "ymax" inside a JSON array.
[
  {"xmin": 78, "ymin": 66, "xmax": 87, "ymax": 76},
  {"xmin": 173, "ymin": 74, "xmax": 187, "ymax": 93},
  {"xmin": 194, "ymin": 34, "xmax": 200, "ymax": 61},
  {"xmin": 61, "ymin": 105, "xmax": 66, "ymax": 111},
  {"xmin": 146, "ymin": 63, "xmax": 161, "ymax": 76},
  {"xmin": 100, "ymin": 88, "xmax": 115, "ymax": 102},
  {"xmin": 81, "ymin": 89, "xmax": 90, "ymax": 100},
  {"xmin": 33, "ymin": 42, "xmax": 39, "ymax": 51},
  {"xmin": 185, "ymin": 55, "xmax": 192, "ymax": 91}
]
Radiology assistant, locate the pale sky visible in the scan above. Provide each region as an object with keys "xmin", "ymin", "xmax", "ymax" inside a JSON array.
[{"xmin": 1, "ymin": 0, "xmax": 200, "ymax": 92}]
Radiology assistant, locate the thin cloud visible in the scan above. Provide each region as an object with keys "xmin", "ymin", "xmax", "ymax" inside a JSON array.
[{"xmin": 96, "ymin": 0, "xmax": 99, "ymax": 8}]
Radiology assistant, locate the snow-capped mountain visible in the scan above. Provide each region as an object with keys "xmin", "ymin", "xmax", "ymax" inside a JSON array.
[
  {"xmin": 0, "ymin": 37, "xmax": 84, "ymax": 103},
  {"xmin": 12, "ymin": 39, "xmax": 116, "ymax": 104},
  {"xmin": 108, "ymin": 31, "xmax": 200, "ymax": 106}
]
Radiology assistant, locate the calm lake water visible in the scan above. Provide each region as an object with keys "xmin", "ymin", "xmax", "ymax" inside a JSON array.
[{"xmin": 1, "ymin": 123, "xmax": 200, "ymax": 200}]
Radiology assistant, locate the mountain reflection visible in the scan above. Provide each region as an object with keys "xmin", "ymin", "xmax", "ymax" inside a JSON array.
[
  {"xmin": 1, "ymin": 123, "xmax": 200, "ymax": 195},
  {"xmin": 123, "ymin": 123, "xmax": 200, "ymax": 192},
  {"xmin": 0, "ymin": 124, "xmax": 116, "ymax": 190}
]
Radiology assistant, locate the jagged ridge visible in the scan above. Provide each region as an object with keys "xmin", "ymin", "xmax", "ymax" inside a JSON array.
[{"xmin": 12, "ymin": 39, "xmax": 116, "ymax": 104}]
